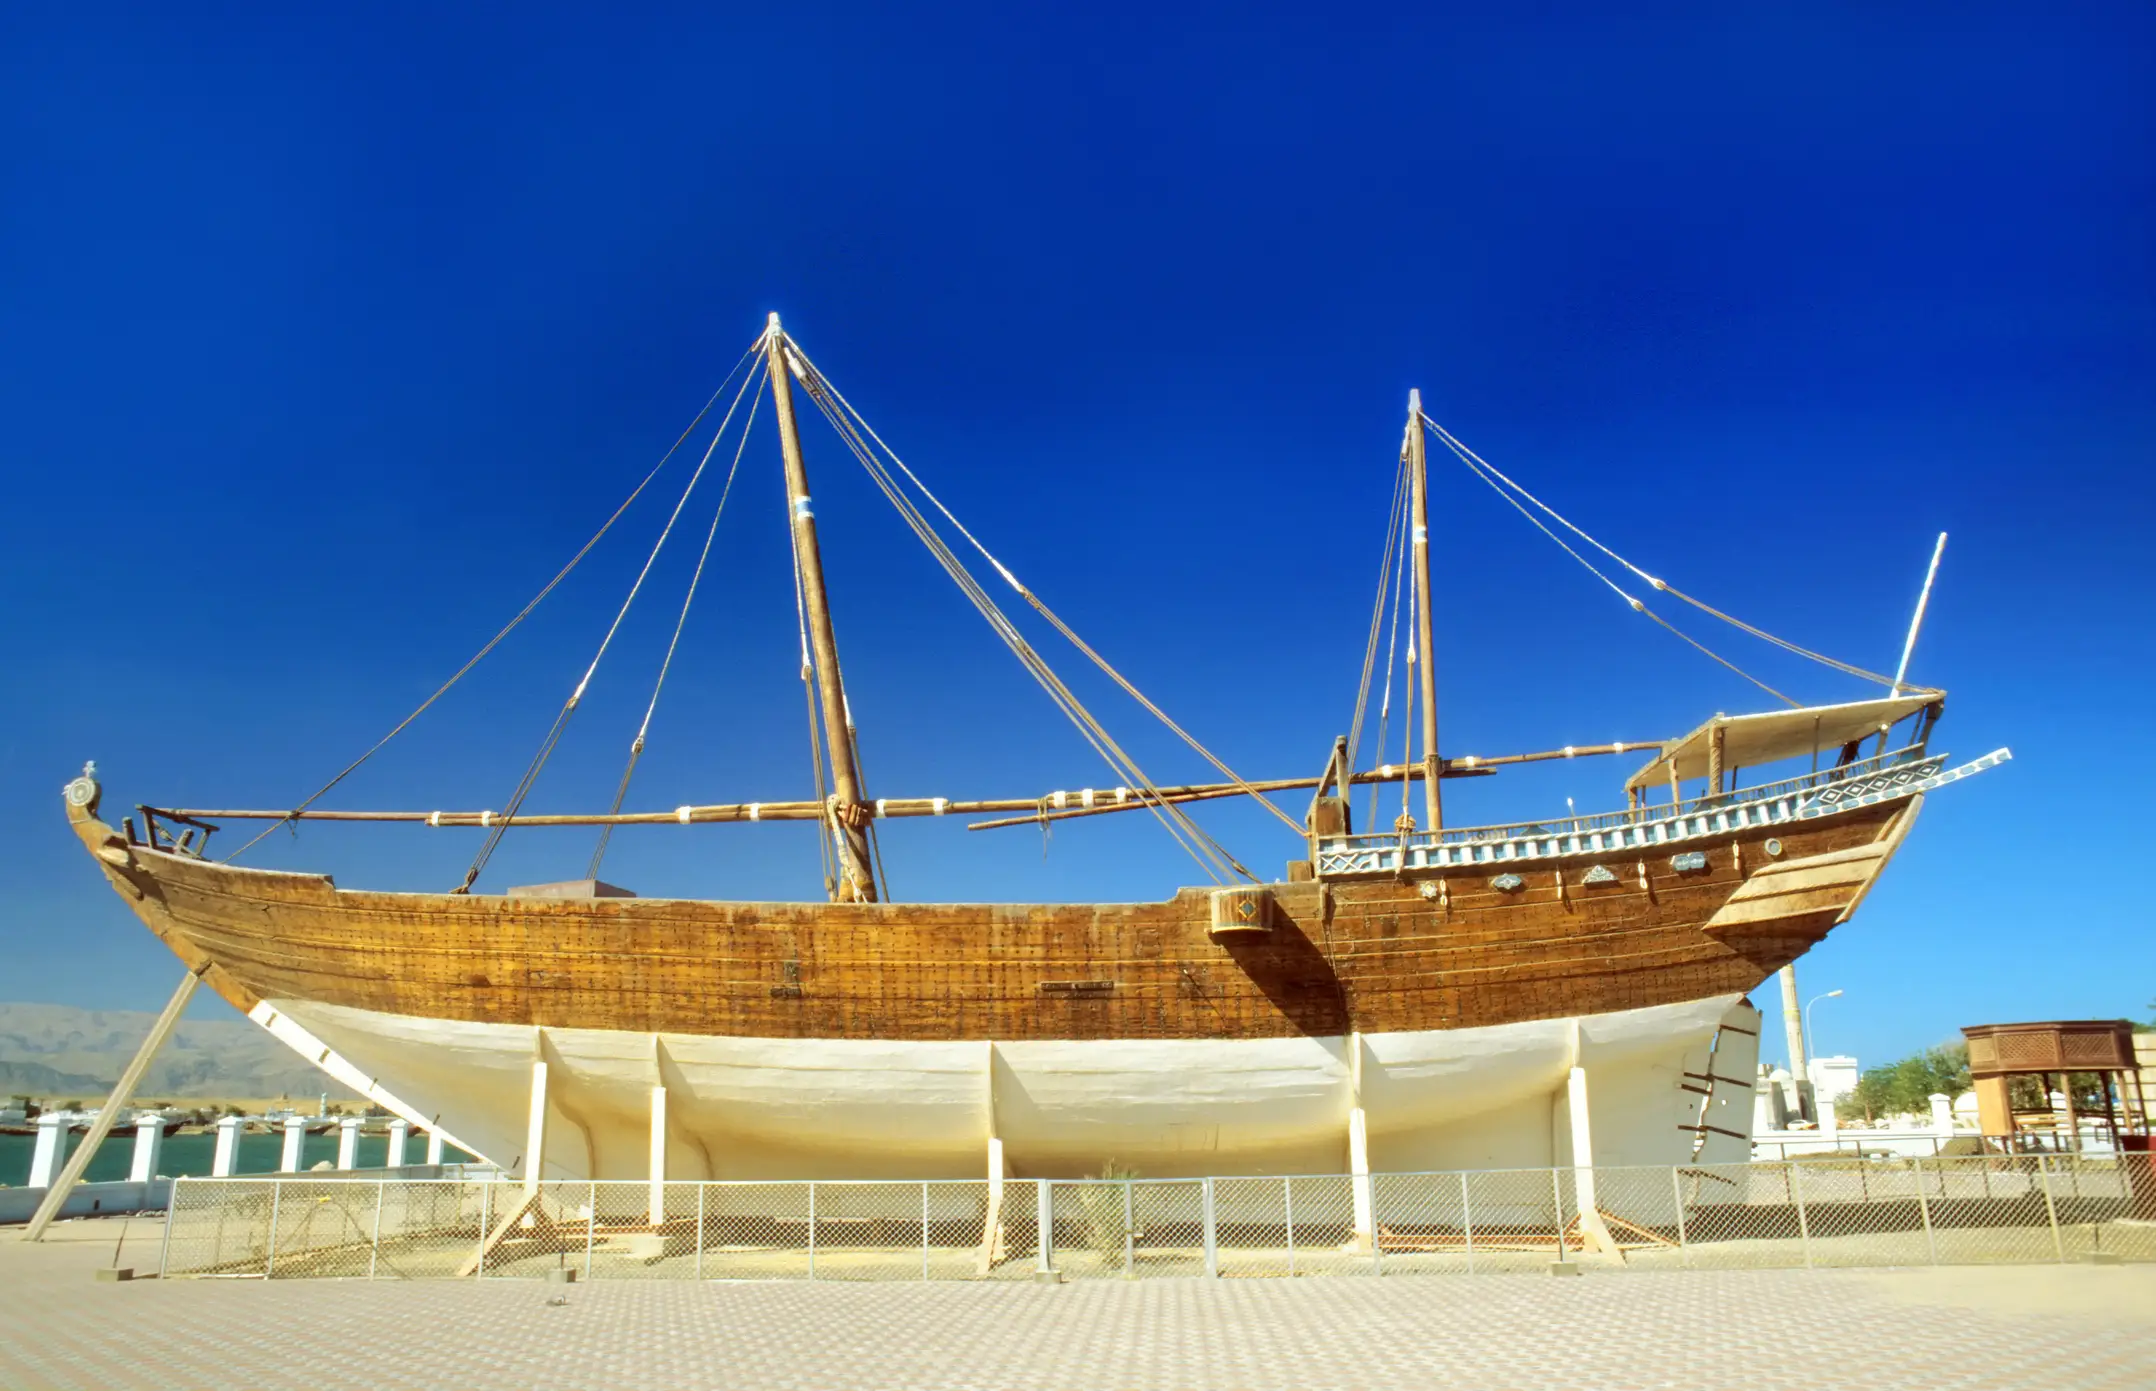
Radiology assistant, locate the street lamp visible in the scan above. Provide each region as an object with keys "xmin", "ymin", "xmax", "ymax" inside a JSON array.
[{"xmin": 1804, "ymin": 989, "xmax": 1844, "ymax": 1075}]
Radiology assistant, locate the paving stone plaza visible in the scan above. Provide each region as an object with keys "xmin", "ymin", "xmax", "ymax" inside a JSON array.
[{"xmin": 6, "ymin": 1215, "xmax": 2154, "ymax": 1390}]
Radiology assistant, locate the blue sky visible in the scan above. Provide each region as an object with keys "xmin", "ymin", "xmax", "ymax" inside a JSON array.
[{"xmin": 2, "ymin": 6, "xmax": 2150, "ymax": 1069}]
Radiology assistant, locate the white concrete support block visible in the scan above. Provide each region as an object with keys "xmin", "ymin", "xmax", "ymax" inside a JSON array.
[
  {"xmin": 280, "ymin": 1116, "xmax": 307, "ymax": 1173},
  {"xmin": 425, "ymin": 1128, "xmax": 445, "ymax": 1165},
  {"xmin": 1347, "ymin": 1105, "xmax": 1373, "ymax": 1240},
  {"xmin": 337, "ymin": 1116, "xmax": 362, "ymax": 1170},
  {"xmin": 212, "ymin": 1115, "xmax": 244, "ymax": 1176},
  {"xmin": 129, "ymin": 1116, "xmax": 165, "ymax": 1183},
  {"xmin": 523, "ymin": 1059, "xmax": 550, "ymax": 1192},
  {"xmin": 1819, "ymin": 1100, "xmax": 1840, "ymax": 1141},
  {"xmin": 29, "ymin": 1115, "xmax": 66, "ymax": 1188},
  {"xmin": 386, "ymin": 1119, "xmax": 410, "ymax": 1169},
  {"xmin": 648, "ymin": 1083, "xmax": 668, "ymax": 1225},
  {"xmin": 1928, "ymin": 1092, "xmax": 1953, "ymax": 1132}
]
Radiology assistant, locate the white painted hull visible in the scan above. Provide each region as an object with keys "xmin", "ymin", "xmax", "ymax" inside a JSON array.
[{"xmin": 250, "ymin": 991, "xmax": 1761, "ymax": 1181}]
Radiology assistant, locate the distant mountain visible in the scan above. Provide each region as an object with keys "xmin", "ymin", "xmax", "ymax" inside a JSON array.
[{"xmin": 0, "ymin": 1002, "xmax": 358, "ymax": 1100}]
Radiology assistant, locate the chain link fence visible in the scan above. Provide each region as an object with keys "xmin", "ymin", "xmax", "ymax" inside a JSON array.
[{"xmin": 158, "ymin": 1153, "xmax": 2156, "ymax": 1282}]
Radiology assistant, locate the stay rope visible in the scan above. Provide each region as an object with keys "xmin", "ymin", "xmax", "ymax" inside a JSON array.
[
  {"xmin": 784, "ymin": 344, "xmax": 1252, "ymax": 882},
  {"xmin": 787, "ymin": 343, "xmax": 1303, "ymax": 841},
  {"xmin": 1422, "ymin": 413, "xmax": 1914, "ymax": 693},
  {"xmin": 588, "ymin": 364, "xmax": 768, "ymax": 878},
  {"xmin": 221, "ymin": 339, "xmax": 765, "ymax": 865},
  {"xmin": 456, "ymin": 347, "xmax": 768, "ymax": 891}
]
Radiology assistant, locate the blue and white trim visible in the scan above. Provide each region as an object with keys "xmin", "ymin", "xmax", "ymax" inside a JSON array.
[{"xmin": 1313, "ymin": 747, "xmax": 2009, "ymax": 879}]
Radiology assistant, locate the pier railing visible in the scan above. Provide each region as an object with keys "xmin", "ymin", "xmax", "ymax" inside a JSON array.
[{"xmin": 156, "ymin": 1152, "xmax": 2155, "ymax": 1281}]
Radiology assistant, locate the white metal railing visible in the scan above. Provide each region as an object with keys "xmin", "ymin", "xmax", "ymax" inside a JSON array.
[
  {"xmin": 1315, "ymin": 746, "xmax": 1942, "ymax": 878},
  {"xmin": 156, "ymin": 1152, "xmax": 2153, "ymax": 1281}
]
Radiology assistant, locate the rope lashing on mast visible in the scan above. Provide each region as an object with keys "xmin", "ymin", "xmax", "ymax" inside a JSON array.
[
  {"xmin": 221, "ymin": 338, "xmax": 768, "ymax": 866},
  {"xmin": 785, "ymin": 342, "xmax": 1303, "ymax": 842},
  {"xmin": 1418, "ymin": 416, "xmax": 1801, "ymax": 709},
  {"xmin": 588, "ymin": 364, "xmax": 769, "ymax": 878},
  {"xmin": 1421, "ymin": 413, "xmax": 1926, "ymax": 695},
  {"xmin": 456, "ymin": 348, "xmax": 770, "ymax": 892},
  {"xmin": 780, "ymin": 340, "xmax": 1252, "ymax": 883}
]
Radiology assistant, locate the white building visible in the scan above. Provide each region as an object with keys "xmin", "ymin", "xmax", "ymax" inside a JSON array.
[{"xmin": 1806, "ymin": 1055, "xmax": 1859, "ymax": 1106}]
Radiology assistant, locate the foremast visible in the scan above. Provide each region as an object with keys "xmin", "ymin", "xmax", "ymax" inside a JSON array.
[{"xmin": 765, "ymin": 314, "xmax": 879, "ymax": 903}]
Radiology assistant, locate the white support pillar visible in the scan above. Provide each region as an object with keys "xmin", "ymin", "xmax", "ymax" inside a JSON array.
[
  {"xmin": 212, "ymin": 1115, "xmax": 244, "ymax": 1176},
  {"xmin": 1347, "ymin": 1032, "xmax": 1374, "ymax": 1245},
  {"xmin": 648, "ymin": 1082, "xmax": 668, "ymax": 1226},
  {"xmin": 1566, "ymin": 1065, "xmax": 1619, "ymax": 1256},
  {"xmin": 1928, "ymin": 1092, "xmax": 1954, "ymax": 1136},
  {"xmin": 425, "ymin": 1127, "xmax": 445, "ymax": 1165},
  {"xmin": 337, "ymin": 1115, "xmax": 363, "ymax": 1170},
  {"xmin": 386, "ymin": 1119, "xmax": 411, "ymax": 1169},
  {"xmin": 523, "ymin": 1059, "xmax": 550, "ymax": 1192},
  {"xmin": 280, "ymin": 1115, "xmax": 307, "ymax": 1173},
  {"xmin": 29, "ymin": 1114, "xmax": 66, "ymax": 1188},
  {"xmin": 129, "ymin": 1115, "xmax": 166, "ymax": 1183}
]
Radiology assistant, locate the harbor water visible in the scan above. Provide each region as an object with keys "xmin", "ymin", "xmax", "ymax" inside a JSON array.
[{"xmin": 0, "ymin": 1129, "xmax": 475, "ymax": 1187}]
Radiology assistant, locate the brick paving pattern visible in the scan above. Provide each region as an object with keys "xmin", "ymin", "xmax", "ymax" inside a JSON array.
[{"xmin": 5, "ymin": 1218, "xmax": 2154, "ymax": 1390}]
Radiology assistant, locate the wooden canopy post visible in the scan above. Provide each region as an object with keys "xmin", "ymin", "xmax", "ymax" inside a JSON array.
[
  {"xmin": 1405, "ymin": 391, "xmax": 1441, "ymax": 831},
  {"xmin": 766, "ymin": 314, "xmax": 878, "ymax": 903},
  {"xmin": 24, "ymin": 965, "xmax": 205, "ymax": 1241}
]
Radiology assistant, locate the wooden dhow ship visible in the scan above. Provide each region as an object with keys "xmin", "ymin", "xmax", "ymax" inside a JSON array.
[{"xmin": 66, "ymin": 316, "xmax": 2007, "ymax": 1190}]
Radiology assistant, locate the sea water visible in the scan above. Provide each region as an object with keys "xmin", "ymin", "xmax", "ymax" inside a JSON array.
[{"xmin": 0, "ymin": 1129, "xmax": 474, "ymax": 1187}]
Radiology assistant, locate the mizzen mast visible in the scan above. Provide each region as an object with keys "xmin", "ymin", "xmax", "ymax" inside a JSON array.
[
  {"xmin": 765, "ymin": 313, "xmax": 879, "ymax": 902},
  {"xmin": 1405, "ymin": 390, "xmax": 1442, "ymax": 831}
]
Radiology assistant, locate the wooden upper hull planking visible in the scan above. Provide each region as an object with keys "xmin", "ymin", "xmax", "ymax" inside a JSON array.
[{"xmin": 65, "ymin": 781, "xmax": 1917, "ymax": 1047}]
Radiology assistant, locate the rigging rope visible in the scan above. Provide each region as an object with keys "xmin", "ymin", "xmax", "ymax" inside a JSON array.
[
  {"xmin": 1421, "ymin": 413, "xmax": 1912, "ymax": 693},
  {"xmin": 786, "ymin": 343, "xmax": 1303, "ymax": 839},
  {"xmin": 1345, "ymin": 448, "xmax": 1409, "ymax": 774},
  {"xmin": 588, "ymin": 365, "xmax": 768, "ymax": 877},
  {"xmin": 221, "ymin": 339, "xmax": 765, "ymax": 865},
  {"xmin": 1367, "ymin": 476, "xmax": 1412, "ymax": 831},
  {"xmin": 784, "ymin": 348, "xmax": 1251, "ymax": 882},
  {"xmin": 1439, "ymin": 437, "xmax": 1800, "ymax": 708},
  {"xmin": 456, "ymin": 350, "xmax": 768, "ymax": 891}
]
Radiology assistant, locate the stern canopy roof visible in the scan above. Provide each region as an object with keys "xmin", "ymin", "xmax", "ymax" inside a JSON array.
[{"xmin": 1625, "ymin": 694, "xmax": 1942, "ymax": 793}]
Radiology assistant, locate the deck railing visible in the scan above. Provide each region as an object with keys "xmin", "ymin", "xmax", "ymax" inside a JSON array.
[{"xmin": 1313, "ymin": 744, "xmax": 1939, "ymax": 876}]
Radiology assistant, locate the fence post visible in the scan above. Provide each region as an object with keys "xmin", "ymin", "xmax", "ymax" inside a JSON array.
[
  {"xmin": 1123, "ymin": 1180, "xmax": 1136, "ymax": 1276},
  {"xmin": 1035, "ymin": 1179, "xmax": 1052, "ymax": 1277},
  {"xmin": 1912, "ymin": 1158, "xmax": 1938, "ymax": 1266},
  {"xmin": 369, "ymin": 1179, "xmax": 386, "ymax": 1280},
  {"xmin": 1460, "ymin": 1172, "xmax": 1475, "ymax": 1274},
  {"xmin": 265, "ymin": 1179, "xmax": 282, "ymax": 1279},
  {"xmin": 1370, "ymin": 1175, "xmax": 1383, "ymax": 1276},
  {"xmin": 1670, "ymin": 1167, "xmax": 1689, "ymax": 1269},
  {"xmin": 476, "ymin": 1181, "xmax": 493, "ymax": 1279},
  {"xmin": 1790, "ymin": 1163, "xmax": 1813, "ymax": 1268},
  {"xmin": 2036, "ymin": 1156, "xmax": 2065, "ymax": 1262},
  {"xmin": 695, "ymin": 1183, "xmax": 706, "ymax": 1282},
  {"xmin": 584, "ymin": 1181, "xmax": 597, "ymax": 1282},
  {"xmin": 922, "ymin": 1181, "xmax": 931, "ymax": 1281},
  {"xmin": 807, "ymin": 1181, "xmax": 817, "ymax": 1281},
  {"xmin": 1283, "ymin": 1176, "xmax": 1296, "ymax": 1276},
  {"xmin": 1202, "ymin": 1178, "xmax": 1219, "ymax": 1279},
  {"xmin": 1550, "ymin": 1168, "xmax": 1566, "ymax": 1257},
  {"xmin": 158, "ymin": 1177, "xmax": 180, "ymax": 1279}
]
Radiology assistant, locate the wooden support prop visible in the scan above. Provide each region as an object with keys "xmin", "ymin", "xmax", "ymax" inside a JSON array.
[{"xmin": 24, "ymin": 965, "xmax": 205, "ymax": 1241}]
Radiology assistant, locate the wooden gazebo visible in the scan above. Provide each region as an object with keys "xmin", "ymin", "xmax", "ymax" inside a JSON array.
[{"xmin": 1962, "ymin": 1020, "xmax": 2149, "ymax": 1150}]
